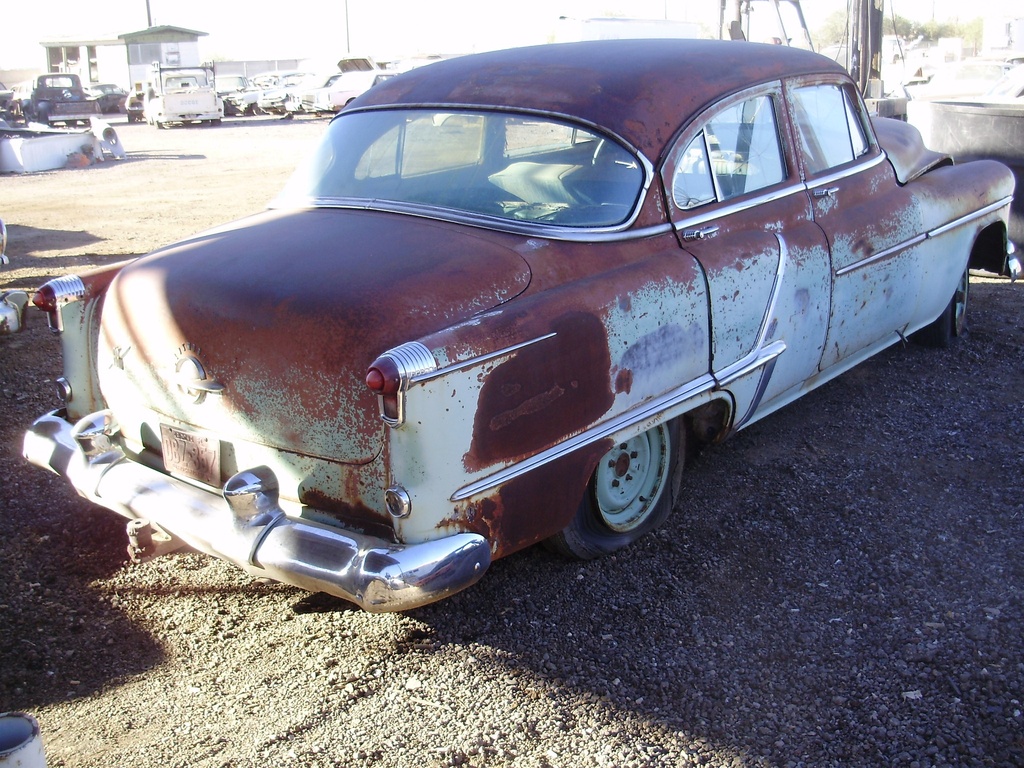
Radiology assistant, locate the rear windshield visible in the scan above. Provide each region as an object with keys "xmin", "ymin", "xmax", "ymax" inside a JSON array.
[{"xmin": 277, "ymin": 109, "xmax": 645, "ymax": 228}]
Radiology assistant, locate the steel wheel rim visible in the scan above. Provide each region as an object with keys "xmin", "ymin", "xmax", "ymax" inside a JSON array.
[{"xmin": 593, "ymin": 427, "xmax": 669, "ymax": 533}]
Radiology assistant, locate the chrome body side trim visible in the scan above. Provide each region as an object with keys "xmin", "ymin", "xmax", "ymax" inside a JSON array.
[
  {"xmin": 714, "ymin": 233, "xmax": 788, "ymax": 385},
  {"xmin": 835, "ymin": 195, "xmax": 1014, "ymax": 277},
  {"xmin": 451, "ymin": 235, "xmax": 793, "ymax": 502},
  {"xmin": 709, "ymin": 234, "xmax": 789, "ymax": 428},
  {"xmin": 451, "ymin": 372, "xmax": 718, "ymax": 502},
  {"xmin": 927, "ymin": 196, "xmax": 1013, "ymax": 239},
  {"xmin": 412, "ymin": 333, "xmax": 558, "ymax": 383},
  {"xmin": 835, "ymin": 234, "xmax": 927, "ymax": 277}
]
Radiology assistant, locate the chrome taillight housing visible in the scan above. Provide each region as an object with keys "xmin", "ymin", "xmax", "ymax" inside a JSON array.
[
  {"xmin": 32, "ymin": 275, "xmax": 87, "ymax": 332},
  {"xmin": 365, "ymin": 341, "xmax": 437, "ymax": 428}
]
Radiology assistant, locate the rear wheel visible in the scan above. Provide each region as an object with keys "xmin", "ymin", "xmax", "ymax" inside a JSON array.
[
  {"xmin": 912, "ymin": 266, "xmax": 969, "ymax": 348},
  {"xmin": 546, "ymin": 420, "xmax": 683, "ymax": 559}
]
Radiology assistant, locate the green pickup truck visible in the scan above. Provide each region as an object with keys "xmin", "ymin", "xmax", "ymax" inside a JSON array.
[{"xmin": 19, "ymin": 73, "xmax": 101, "ymax": 126}]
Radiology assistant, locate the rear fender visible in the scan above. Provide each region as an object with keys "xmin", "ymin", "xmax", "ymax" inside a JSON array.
[
  {"xmin": 380, "ymin": 247, "xmax": 711, "ymax": 556},
  {"xmin": 33, "ymin": 261, "xmax": 132, "ymax": 419}
]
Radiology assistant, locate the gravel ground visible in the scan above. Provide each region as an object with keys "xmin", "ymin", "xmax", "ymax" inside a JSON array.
[{"xmin": 1, "ymin": 116, "xmax": 1023, "ymax": 768}]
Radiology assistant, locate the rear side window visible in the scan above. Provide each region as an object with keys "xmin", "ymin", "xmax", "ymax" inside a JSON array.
[
  {"xmin": 791, "ymin": 84, "xmax": 870, "ymax": 175},
  {"xmin": 671, "ymin": 94, "xmax": 786, "ymax": 210}
]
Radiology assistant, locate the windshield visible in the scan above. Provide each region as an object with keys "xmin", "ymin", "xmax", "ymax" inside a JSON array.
[{"xmin": 277, "ymin": 109, "xmax": 645, "ymax": 228}]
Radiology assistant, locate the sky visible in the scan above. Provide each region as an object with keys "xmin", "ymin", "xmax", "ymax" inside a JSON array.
[{"xmin": 1, "ymin": 0, "xmax": 1015, "ymax": 71}]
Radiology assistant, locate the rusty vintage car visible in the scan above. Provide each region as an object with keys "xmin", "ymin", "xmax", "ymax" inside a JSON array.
[{"xmin": 24, "ymin": 40, "xmax": 1019, "ymax": 611}]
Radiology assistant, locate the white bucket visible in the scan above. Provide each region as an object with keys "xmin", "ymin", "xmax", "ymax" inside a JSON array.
[{"xmin": 0, "ymin": 713, "xmax": 46, "ymax": 768}]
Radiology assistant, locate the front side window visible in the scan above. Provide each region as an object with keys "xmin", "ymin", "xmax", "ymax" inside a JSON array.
[
  {"xmin": 791, "ymin": 84, "xmax": 870, "ymax": 175},
  {"xmin": 671, "ymin": 94, "xmax": 786, "ymax": 210},
  {"xmin": 278, "ymin": 109, "xmax": 645, "ymax": 228}
]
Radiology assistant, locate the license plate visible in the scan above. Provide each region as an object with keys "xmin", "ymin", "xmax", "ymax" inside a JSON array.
[{"xmin": 160, "ymin": 425, "xmax": 221, "ymax": 487}]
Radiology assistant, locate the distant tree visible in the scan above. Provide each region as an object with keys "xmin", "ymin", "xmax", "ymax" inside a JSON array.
[
  {"xmin": 815, "ymin": 10, "xmax": 849, "ymax": 48},
  {"xmin": 881, "ymin": 14, "xmax": 915, "ymax": 39},
  {"xmin": 814, "ymin": 9, "xmax": 984, "ymax": 52}
]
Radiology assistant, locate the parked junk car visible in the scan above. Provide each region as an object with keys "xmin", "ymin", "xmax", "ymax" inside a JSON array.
[
  {"xmin": 16, "ymin": 74, "xmax": 100, "ymax": 126},
  {"xmin": 256, "ymin": 71, "xmax": 315, "ymax": 114},
  {"xmin": 1, "ymin": 219, "xmax": 29, "ymax": 334},
  {"xmin": 215, "ymin": 74, "xmax": 252, "ymax": 116},
  {"xmin": 222, "ymin": 72, "xmax": 280, "ymax": 116},
  {"xmin": 23, "ymin": 40, "xmax": 1018, "ymax": 612},
  {"xmin": 288, "ymin": 70, "xmax": 393, "ymax": 115},
  {"xmin": 86, "ymin": 83, "xmax": 128, "ymax": 114},
  {"xmin": 144, "ymin": 64, "xmax": 223, "ymax": 128},
  {"xmin": 124, "ymin": 84, "xmax": 146, "ymax": 123},
  {"xmin": 905, "ymin": 59, "xmax": 1012, "ymax": 101}
]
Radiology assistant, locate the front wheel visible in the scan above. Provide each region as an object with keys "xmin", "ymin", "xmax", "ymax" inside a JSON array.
[
  {"xmin": 911, "ymin": 267, "xmax": 969, "ymax": 348},
  {"xmin": 545, "ymin": 420, "xmax": 683, "ymax": 560}
]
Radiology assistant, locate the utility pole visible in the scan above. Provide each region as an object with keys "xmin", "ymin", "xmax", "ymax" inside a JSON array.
[
  {"xmin": 345, "ymin": 0, "xmax": 351, "ymax": 54},
  {"xmin": 145, "ymin": 0, "xmax": 153, "ymax": 27}
]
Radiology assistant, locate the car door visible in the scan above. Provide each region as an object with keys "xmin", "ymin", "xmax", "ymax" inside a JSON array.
[
  {"xmin": 786, "ymin": 78, "xmax": 929, "ymax": 369},
  {"xmin": 663, "ymin": 83, "xmax": 832, "ymax": 428}
]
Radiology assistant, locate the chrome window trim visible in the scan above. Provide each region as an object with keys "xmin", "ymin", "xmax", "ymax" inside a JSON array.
[
  {"xmin": 277, "ymin": 104, "xmax": 658, "ymax": 241},
  {"xmin": 273, "ymin": 198, "xmax": 675, "ymax": 243},
  {"xmin": 671, "ymin": 182, "xmax": 806, "ymax": 232},
  {"xmin": 665, "ymin": 81, "xmax": 789, "ymax": 219},
  {"xmin": 804, "ymin": 150, "xmax": 886, "ymax": 191},
  {"xmin": 835, "ymin": 195, "xmax": 1013, "ymax": 277}
]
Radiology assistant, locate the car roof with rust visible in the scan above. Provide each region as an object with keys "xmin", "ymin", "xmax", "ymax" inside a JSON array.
[{"xmin": 350, "ymin": 39, "xmax": 847, "ymax": 159}]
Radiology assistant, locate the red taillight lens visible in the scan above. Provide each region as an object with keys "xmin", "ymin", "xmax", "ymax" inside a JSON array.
[
  {"xmin": 365, "ymin": 343, "xmax": 436, "ymax": 427},
  {"xmin": 366, "ymin": 357, "xmax": 403, "ymax": 423},
  {"xmin": 32, "ymin": 284, "xmax": 57, "ymax": 313},
  {"xmin": 365, "ymin": 359, "xmax": 401, "ymax": 395},
  {"xmin": 30, "ymin": 266, "xmax": 123, "ymax": 333},
  {"xmin": 32, "ymin": 276, "xmax": 86, "ymax": 332}
]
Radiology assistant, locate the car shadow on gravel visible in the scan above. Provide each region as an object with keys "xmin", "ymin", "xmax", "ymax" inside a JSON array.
[
  {"xmin": 3, "ymin": 223, "xmax": 104, "ymax": 257},
  {"xmin": 0, "ymin": 482, "xmax": 167, "ymax": 713}
]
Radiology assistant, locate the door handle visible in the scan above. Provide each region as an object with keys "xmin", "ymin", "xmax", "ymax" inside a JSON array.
[
  {"xmin": 682, "ymin": 225, "xmax": 720, "ymax": 241},
  {"xmin": 813, "ymin": 186, "xmax": 839, "ymax": 199}
]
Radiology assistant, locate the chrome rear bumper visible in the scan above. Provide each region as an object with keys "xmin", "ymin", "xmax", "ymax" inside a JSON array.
[{"xmin": 23, "ymin": 410, "xmax": 491, "ymax": 612}]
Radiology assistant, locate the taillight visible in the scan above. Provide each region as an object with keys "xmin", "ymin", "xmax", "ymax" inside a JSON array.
[
  {"xmin": 365, "ymin": 342, "xmax": 437, "ymax": 428},
  {"xmin": 32, "ymin": 275, "xmax": 86, "ymax": 332},
  {"xmin": 365, "ymin": 359, "xmax": 401, "ymax": 395},
  {"xmin": 31, "ymin": 262, "xmax": 127, "ymax": 333},
  {"xmin": 366, "ymin": 357, "xmax": 403, "ymax": 423}
]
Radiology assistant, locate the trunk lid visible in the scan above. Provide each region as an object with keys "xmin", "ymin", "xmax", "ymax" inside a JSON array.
[{"xmin": 98, "ymin": 208, "xmax": 531, "ymax": 465}]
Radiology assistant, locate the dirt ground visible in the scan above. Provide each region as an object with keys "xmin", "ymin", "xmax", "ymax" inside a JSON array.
[{"xmin": 1, "ymin": 115, "xmax": 1023, "ymax": 767}]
